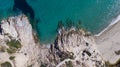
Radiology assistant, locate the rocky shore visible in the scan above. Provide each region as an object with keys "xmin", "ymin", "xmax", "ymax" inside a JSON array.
[{"xmin": 0, "ymin": 15, "xmax": 119, "ymax": 67}]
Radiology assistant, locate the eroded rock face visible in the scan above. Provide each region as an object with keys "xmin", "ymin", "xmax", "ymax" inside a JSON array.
[
  {"xmin": 0, "ymin": 15, "xmax": 105, "ymax": 67},
  {"xmin": 50, "ymin": 28, "xmax": 105, "ymax": 67}
]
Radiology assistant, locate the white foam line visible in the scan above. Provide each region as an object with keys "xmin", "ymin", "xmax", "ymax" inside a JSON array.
[{"xmin": 95, "ymin": 15, "xmax": 120, "ymax": 36}]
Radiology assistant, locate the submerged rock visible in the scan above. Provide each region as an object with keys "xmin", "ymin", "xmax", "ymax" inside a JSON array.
[{"xmin": 0, "ymin": 15, "xmax": 105, "ymax": 67}]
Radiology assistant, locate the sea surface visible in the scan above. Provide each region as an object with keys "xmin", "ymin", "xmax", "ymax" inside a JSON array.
[{"xmin": 0, "ymin": 0, "xmax": 120, "ymax": 43}]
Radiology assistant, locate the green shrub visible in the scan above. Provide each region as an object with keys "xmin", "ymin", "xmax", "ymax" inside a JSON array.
[
  {"xmin": 40, "ymin": 63, "xmax": 47, "ymax": 67},
  {"xmin": 6, "ymin": 40, "xmax": 22, "ymax": 54},
  {"xmin": 7, "ymin": 48, "xmax": 16, "ymax": 54},
  {"xmin": 9, "ymin": 56, "xmax": 15, "ymax": 60},
  {"xmin": 27, "ymin": 65, "xmax": 32, "ymax": 67},
  {"xmin": 7, "ymin": 40, "xmax": 21, "ymax": 49},
  {"xmin": 65, "ymin": 61, "xmax": 73, "ymax": 67},
  {"xmin": 1, "ymin": 61, "xmax": 12, "ymax": 67}
]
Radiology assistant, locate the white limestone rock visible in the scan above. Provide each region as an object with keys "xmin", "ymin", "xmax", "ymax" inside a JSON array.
[
  {"xmin": 0, "ymin": 14, "xmax": 106, "ymax": 67},
  {"xmin": 53, "ymin": 28, "xmax": 105, "ymax": 67},
  {"xmin": 0, "ymin": 15, "xmax": 41, "ymax": 67}
]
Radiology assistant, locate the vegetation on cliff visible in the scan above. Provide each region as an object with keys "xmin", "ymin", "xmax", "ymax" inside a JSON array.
[
  {"xmin": 6, "ymin": 39, "xmax": 21, "ymax": 54},
  {"xmin": 1, "ymin": 62, "xmax": 12, "ymax": 67}
]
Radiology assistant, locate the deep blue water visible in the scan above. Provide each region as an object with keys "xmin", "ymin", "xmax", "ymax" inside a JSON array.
[{"xmin": 0, "ymin": 0, "xmax": 120, "ymax": 43}]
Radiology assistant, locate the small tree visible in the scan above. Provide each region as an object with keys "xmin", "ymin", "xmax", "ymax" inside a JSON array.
[{"xmin": 1, "ymin": 62, "xmax": 12, "ymax": 67}]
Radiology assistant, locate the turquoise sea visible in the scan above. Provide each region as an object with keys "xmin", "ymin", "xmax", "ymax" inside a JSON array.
[{"xmin": 0, "ymin": 0, "xmax": 120, "ymax": 43}]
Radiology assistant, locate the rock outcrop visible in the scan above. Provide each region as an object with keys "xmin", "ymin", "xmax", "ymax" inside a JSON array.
[
  {"xmin": 0, "ymin": 15, "xmax": 105, "ymax": 67},
  {"xmin": 0, "ymin": 15, "xmax": 41, "ymax": 67}
]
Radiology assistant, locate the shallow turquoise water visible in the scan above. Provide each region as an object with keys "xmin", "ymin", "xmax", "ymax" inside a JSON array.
[
  {"xmin": 0, "ymin": 0, "xmax": 14, "ymax": 19},
  {"xmin": 0, "ymin": 0, "xmax": 120, "ymax": 43}
]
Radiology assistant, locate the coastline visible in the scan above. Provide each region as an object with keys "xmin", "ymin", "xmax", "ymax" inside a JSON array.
[
  {"xmin": 95, "ymin": 15, "xmax": 120, "ymax": 64},
  {"xmin": 0, "ymin": 14, "xmax": 106, "ymax": 67},
  {"xmin": 95, "ymin": 15, "xmax": 120, "ymax": 37}
]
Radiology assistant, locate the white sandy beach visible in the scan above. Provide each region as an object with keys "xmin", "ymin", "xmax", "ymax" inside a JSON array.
[{"xmin": 95, "ymin": 19, "xmax": 120, "ymax": 64}]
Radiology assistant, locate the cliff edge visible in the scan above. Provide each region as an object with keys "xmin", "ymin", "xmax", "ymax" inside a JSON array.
[{"xmin": 0, "ymin": 15, "xmax": 105, "ymax": 67}]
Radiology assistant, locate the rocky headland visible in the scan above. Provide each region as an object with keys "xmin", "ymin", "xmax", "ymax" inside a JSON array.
[{"xmin": 0, "ymin": 15, "xmax": 119, "ymax": 67}]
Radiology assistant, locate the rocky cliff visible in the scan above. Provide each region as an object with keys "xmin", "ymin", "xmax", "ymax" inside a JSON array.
[{"xmin": 0, "ymin": 15, "xmax": 105, "ymax": 67}]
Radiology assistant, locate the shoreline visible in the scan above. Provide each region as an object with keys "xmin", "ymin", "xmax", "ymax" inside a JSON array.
[
  {"xmin": 0, "ymin": 14, "xmax": 106, "ymax": 67},
  {"xmin": 95, "ymin": 15, "xmax": 120, "ymax": 37},
  {"xmin": 95, "ymin": 15, "xmax": 120, "ymax": 64}
]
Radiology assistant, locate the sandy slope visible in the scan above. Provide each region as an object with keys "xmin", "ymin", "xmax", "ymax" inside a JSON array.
[{"xmin": 95, "ymin": 21, "xmax": 120, "ymax": 64}]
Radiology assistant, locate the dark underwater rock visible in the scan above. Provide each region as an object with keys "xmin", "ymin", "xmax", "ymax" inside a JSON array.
[{"xmin": 13, "ymin": 0, "xmax": 35, "ymax": 19}]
